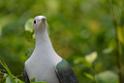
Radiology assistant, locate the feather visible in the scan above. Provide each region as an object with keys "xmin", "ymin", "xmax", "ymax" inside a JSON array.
[{"xmin": 56, "ymin": 60, "xmax": 79, "ymax": 83}]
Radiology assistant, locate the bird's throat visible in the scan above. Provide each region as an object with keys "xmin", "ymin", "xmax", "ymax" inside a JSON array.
[{"xmin": 35, "ymin": 29, "xmax": 54, "ymax": 53}]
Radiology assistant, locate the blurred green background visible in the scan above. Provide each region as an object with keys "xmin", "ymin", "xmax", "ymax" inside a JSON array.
[{"xmin": 0, "ymin": 0, "xmax": 124, "ymax": 83}]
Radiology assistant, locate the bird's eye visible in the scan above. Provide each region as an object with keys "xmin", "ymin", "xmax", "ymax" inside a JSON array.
[{"xmin": 34, "ymin": 20, "xmax": 36, "ymax": 24}]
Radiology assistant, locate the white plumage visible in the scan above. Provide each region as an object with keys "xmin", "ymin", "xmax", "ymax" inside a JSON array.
[
  {"xmin": 24, "ymin": 16, "xmax": 78, "ymax": 83},
  {"xmin": 25, "ymin": 16, "xmax": 62, "ymax": 83}
]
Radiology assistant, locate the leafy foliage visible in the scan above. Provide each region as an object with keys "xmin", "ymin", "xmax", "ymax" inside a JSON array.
[{"xmin": 0, "ymin": 0, "xmax": 124, "ymax": 83}]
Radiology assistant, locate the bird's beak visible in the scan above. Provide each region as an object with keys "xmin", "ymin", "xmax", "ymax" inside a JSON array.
[
  {"xmin": 39, "ymin": 17, "xmax": 46, "ymax": 27},
  {"xmin": 40, "ymin": 17, "xmax": 46, "ymax": 24},
  {"xmin": 41, "ymin": 17, "xmax": 46, "ymax": 23},
  {"xmin": 37, "ymin": 17, "xmax": 47, "ymax": 31}
]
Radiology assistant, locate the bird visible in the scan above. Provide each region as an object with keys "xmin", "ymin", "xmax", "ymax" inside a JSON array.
[{"xmin": 24, "ymin": 16, "xmax": 79, "ymax": 83}]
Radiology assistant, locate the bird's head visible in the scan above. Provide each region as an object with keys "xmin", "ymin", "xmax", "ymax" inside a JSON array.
[{"xmin": 33, "ymin": 16, "xmax": 47, "ymax": 31}]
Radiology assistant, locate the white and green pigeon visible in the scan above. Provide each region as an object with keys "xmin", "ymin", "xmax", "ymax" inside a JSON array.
[{"xmin": 24, "ymin": 16, "xmax": 78, "ymax": 83}]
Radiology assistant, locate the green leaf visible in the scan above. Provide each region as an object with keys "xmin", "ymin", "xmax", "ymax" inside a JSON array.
[
  {"xmin": 95, "ymin": 71, "xmax": 119, "ymax": 83},
  {"xmin": 85, "ymin": 51, "xmax": 97, "ymax": 64},
  {"xmin": 25, "ymin": 18, "xmax": 34, "ymax": 32}
]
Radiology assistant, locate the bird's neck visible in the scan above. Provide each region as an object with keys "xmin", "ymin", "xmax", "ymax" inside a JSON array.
[
  {"xmin": 34, "ymin": 29, "xmax": 54, "ymax": 53},
  {"xmin": 32, "ymin": 28, "xmax": 62, "ymax": 65}
]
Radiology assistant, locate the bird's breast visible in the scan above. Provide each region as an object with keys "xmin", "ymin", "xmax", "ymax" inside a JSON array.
[{"xmin": 25, "ymin": 54, "xmax": 61, "ymax": 83}]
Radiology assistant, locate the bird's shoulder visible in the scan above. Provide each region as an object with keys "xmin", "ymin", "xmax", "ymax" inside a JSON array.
[{"xmin": 55, "ymin": 59, "xmax": 78, "ymax": 83}]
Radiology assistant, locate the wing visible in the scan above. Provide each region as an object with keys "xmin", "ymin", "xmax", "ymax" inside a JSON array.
[
  {"xmin": 23, "ymin": 68, "xmax": 30, "ymax": 83},
  {"xmin": 55, "ymin": 60, "xmax": 79, "ymax": 83}
]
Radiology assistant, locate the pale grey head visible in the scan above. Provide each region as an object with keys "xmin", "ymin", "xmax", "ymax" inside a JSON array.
[{"xmin": 33, "ymin": 16, "xmax": 47, "ymax": 31}]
